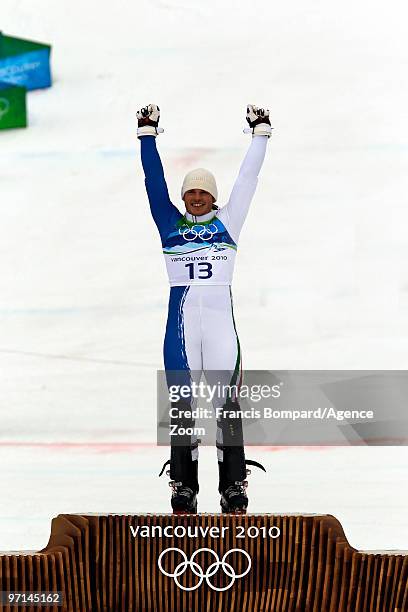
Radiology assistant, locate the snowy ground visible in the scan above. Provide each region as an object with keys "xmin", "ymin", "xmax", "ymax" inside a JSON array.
[{"xmin": 0, "ymin": 0, "xmax": 407, "ymax": 552}]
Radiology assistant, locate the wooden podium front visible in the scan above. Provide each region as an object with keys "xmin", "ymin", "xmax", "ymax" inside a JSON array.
[{"xmin": 0, "ymin": 513, "xmax": 407, "ymax": 611}]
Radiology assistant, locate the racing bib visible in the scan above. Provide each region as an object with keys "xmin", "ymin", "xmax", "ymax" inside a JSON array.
[{"xmin": 162, "ymin": 216, "xmax": 237, "ymax": 286}]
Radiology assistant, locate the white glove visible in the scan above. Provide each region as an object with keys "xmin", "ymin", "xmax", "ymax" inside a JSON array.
[
  {"xmin": 136, "ymin": 104, "xmax": 163, "ymax": 138},
  {"xmin": 245, "ymin": 104, "xmax": 272, "ymax": 137}
]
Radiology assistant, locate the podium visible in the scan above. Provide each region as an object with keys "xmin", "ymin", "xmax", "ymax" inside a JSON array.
[{"xmin": 0, "ymin": 513, "xmax": 407, "ymax": 611}]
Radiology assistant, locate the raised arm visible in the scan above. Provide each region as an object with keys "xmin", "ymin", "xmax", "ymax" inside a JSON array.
[
  {"xmin": 137, "ymin": 104, "xmax": 181, "ymax": 243},
  {"xmin": 218, "ymin": 105, "xmax": 271, "ymax": 242}
]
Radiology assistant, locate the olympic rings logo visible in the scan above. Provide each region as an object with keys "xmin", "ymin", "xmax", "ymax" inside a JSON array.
[
  {"xmin": 157, "ymin": 547, "xmax": 251, "ymax": 591},
  {"xmin": 179, "ymin": 223, "xmax": 218, "ymax": 242}
]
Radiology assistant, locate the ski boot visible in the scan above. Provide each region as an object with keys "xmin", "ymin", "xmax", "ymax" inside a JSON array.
[
  {"xmin": 220, "ymin": 481, "xmax": 248, "ymax": 514},
  {"xmin": 159, "ymin": 458, "xmax": 198, "ymax": 514},
  {"xmin": 159, "ymin": 398, "xmax": 200, "ymax": 513},
  {"xmin": 219, "ymin": 459, "xmax": 266, "ymax": 514},
  {"xmin": 169, "ymin": 481, "xmax": 197, "ymax": 514}
]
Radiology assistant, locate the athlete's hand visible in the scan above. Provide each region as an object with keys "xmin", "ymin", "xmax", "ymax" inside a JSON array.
[
  {"xmin": 136, "ymin": 104, "xmax": 162, "ymax": 138},
  {"xmin": 246, "ymin": 105, "xmax": 272, "ymax": 137}
]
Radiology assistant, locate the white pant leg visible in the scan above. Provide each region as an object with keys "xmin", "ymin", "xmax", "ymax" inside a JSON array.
[
  {"xmin": 200, "ymin": 286, "xmax": 242, "ymax": 462},
  {"xmin": 201, "ymin": 285, "xmax": 241, "ymax": 398},
  {"xmin": 181, "ymin": 288, "xmax": 203, "ymax": 461}
]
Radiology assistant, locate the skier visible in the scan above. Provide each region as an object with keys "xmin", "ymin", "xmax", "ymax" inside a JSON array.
[{"xmin": 138, "ymin": 103, "xmax": 271, "ymax": 513}]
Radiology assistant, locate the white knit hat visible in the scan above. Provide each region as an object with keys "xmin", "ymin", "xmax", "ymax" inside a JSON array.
[{"xmin": 181, "ymin": 168, "xmax": 218, "ymax": 201}]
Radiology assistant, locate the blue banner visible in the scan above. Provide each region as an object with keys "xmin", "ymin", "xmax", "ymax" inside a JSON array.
[{"xmin": 0, "ymin": 48, "xmax": 51, "ymax": 90}]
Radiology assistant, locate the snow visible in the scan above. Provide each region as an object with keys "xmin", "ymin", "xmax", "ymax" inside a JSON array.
[{"xmin": 0, "ymin": 0, "xmax": 407, "ymax": 551}]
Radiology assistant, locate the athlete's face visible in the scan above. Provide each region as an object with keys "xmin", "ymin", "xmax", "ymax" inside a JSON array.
[{"xmin": 183, "ymin": 189, "xmax": 215, "ymax": 216}]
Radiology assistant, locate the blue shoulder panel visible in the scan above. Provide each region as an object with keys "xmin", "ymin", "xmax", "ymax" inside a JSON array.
[{"xmin": 163, "ymin": 217, "xmax": 237, "ymax": 255}]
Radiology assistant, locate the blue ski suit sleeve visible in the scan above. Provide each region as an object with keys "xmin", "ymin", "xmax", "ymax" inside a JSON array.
[{"xmin": 140, "ymin": 136, "xmax": 182, "ymax": 243}]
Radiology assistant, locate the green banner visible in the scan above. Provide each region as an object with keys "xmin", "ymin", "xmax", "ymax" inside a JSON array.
[{"xmin": 0, "ymin": 81, "xmax": 27, "ymax": 129}]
